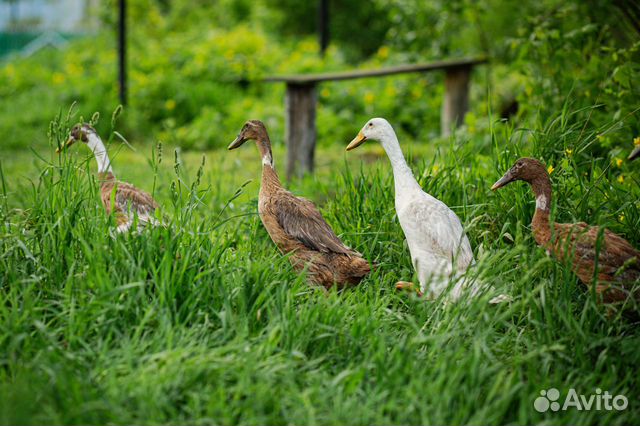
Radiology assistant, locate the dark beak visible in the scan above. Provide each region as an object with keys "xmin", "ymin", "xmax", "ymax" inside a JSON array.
[
  {"xmin": 491, "ymin": 171, "xmax": 515, "ymax": 191},
  {"xmin": 228, "ymin": 134, "xmax": 247, "ymax": 150},
  {"xmin": 56, "ymin": 136, "xmax": 76, "ymax": 153},
  {"xmin": 629, "ymin": 145, "xmax": 640, "ymax": 161}
]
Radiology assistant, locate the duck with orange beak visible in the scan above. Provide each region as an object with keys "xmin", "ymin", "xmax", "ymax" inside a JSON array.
[{"xmin": 347, "ymin": 118, "xmax": 508, "ymax": 303}]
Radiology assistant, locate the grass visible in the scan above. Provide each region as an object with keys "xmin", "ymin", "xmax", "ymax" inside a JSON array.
[{"xmin": 0, "ymin": 109, "xmax": 639, "ymax": 426}]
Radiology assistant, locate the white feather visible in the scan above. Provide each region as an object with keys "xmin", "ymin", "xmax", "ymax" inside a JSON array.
[
  {"xmin": 87, "ymin": 132, "xmax": 113, "ymax": 174},
  {"xmin": 536, "ymin": 194, "xmax": 548, "ymax": 211},
  {"xmin": 360, "ymin": 118, "xmax": 508, "ymax": 303}
]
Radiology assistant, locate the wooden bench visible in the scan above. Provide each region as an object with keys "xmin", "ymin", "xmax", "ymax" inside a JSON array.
[{"xmin": 263, "ymin": 56, "xmax": 487, "ymax": 179}]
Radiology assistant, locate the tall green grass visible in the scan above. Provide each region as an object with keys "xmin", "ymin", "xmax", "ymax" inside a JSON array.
[{"xmin": 0, "ymin": 108, "xmax": 638, "ymax": 425}]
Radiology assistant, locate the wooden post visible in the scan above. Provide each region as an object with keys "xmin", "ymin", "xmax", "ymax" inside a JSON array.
[
  {"xmin": 285, "ymin": 83, "xmax": 317, "ymax": 180},
  {"xmin": 118, "ymin": 0, "xmax": 127, "ymax": 106},
  {"xmin": 318, "ymin": 0, "xmax": 329, "ymax": 56},
  {"xmin": 441, "ymin": 65, "xmax": 471, "ymax": 137}
]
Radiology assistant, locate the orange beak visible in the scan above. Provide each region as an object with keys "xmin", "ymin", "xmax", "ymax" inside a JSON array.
[{"xmin": 346, "ymin": 131, "xmax": 367, "ymax": 151}]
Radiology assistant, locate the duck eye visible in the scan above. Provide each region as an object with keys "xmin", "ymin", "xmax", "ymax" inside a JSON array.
[{"xmin": 368, "ymin": 123, "xmax": 373, "ymax": 127}]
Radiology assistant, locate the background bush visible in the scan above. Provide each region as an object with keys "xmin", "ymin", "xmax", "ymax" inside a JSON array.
[{"xmin": 1, "ymin": 0, "xmax": 638, "ymax": 156}]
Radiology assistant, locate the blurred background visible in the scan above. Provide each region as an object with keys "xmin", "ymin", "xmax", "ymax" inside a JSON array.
[{"xmin": 0, "ymin": 0, "xmax": 638, "ymax": 157}]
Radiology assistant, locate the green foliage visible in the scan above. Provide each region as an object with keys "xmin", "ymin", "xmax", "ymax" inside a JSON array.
[
  {"xmin": 507, "ymin": 2, "xmax": 640, "ymax": 157},
  {"xmin": 263, "ymin": 0, "xmax": 391, "ymax": 60},
  {"xmin": 1, "ymin": 1, "xmax": 640, "ymax": 424},
  {"xmin": 1, "ymin": 104, "xmax": 639, "ymax": 425},
  {"xmin": 1, "ymin": 0, "xmax": 639, "ymax": 158}
]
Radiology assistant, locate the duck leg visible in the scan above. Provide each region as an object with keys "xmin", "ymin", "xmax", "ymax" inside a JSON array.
[{"xmin": 395, "ymin": 281, "xmax": 424, "ymax": 297}]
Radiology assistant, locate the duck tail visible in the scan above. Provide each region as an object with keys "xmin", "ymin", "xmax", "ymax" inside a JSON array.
[
  {"xmin": 354, "ymin": 254, "xmax": 372, "ymax": 277},
  {"xmin": 344, "ymin": 253, "xmax": 371, "ymax": 284}
]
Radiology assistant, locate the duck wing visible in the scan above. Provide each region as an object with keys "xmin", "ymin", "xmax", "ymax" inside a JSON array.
[
  {"xmin": 274, "ymin": 190, "xmax": 352, "ymax": 255},
  {"xmin": 554, "ymin": 223, "xmax": 640, "ymax": 281},
  {"xmin": 102, "ymin": 181, "xmax": 159, "ymax": 220},
  {"xmin": 399, "ymin": 196, "xmax": 474, "ymax": 270}
]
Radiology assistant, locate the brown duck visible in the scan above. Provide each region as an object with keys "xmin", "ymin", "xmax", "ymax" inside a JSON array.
[
  {"xmin": 228, "ymin": 120, "xmax": 370, "ymax": 288},
  {"xmin": 492, "ymin": 157, "xmax": 640, "ymax": 306},
  {"xmin": 58, "ymin": 123, "xmax": 159, "ymax": 232}
]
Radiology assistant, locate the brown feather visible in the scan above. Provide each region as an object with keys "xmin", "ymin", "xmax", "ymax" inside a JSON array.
[
  {"xmin": 497, "ymin": 158, "xmax": 640, "ymax": 308},
  {"xmin": 543, "ymin": 220, "xmax": 640, "ymax": 304},
  {"xmin": 99, "ymin": 172, "xmax": 159, "ymax": 228},
  {"xmin": 233, "ymin": 121, "xmax": 370, "ymax": 288},
  {"xmin": 274, "ymin": 190, "xmax": 351, "ymax": 255}
]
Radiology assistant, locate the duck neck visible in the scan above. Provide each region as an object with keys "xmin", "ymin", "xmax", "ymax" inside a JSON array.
[
  {"xmin": 380, "ymin": 130, "xmax": 421, "ymax": 194},
  {"xmin": 256, "ymin": 136, "xmax": 281, "ymax": 188},
  {"xmin": 86, "ymin": 133, "xmax": 114, "ymax": 176},
  {"xmin": 530, "ymin": 175, "xmax": 552, "ymax": 245}
]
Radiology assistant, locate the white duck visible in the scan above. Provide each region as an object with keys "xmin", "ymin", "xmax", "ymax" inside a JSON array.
[{"xmin": 347, "ymin": 118, "xmax": 503, "ymax": 302}]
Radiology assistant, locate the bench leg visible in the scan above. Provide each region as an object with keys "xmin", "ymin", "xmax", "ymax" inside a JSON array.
[
  {"xmin": 441, "ymin": 66, "xmax": 471, "ymax": 137},
  {"xmin": 285, "ymin": 83, "xmax": 317, "ymax": 180}
]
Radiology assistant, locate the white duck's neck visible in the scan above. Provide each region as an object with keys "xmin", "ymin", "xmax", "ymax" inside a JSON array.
[
  {"xmin": 87, "ymin": 133, "xmax": 113, "ymax": 174},
  {"xmin": 379, "ymin": 127, "xmax": 421, "ymax": 194}
]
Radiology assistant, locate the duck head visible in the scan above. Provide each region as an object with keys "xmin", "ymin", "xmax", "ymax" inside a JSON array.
[
  {"xmin": 228, "ymin": 120, "xmax": 273, "ymax": 166},
  {"xmin": 346, "ymin": 117, "xmax": 394, "ymax": 151},
  {"xmin": 228, "ymin": 120, "xmax": 268, "ymax": 150},
  {"xmin": 57, "ymin": 123, "xmax": 96, "ymax": 153},
  {"xmin": 491, "ymin": 157, "xmax": 548, "ymax": 190}
]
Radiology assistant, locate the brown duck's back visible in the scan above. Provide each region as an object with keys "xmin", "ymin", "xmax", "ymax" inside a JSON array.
[
  {"xmin": 258, "ymin": 166, "xmax": 370, "ymax": 288},
  {"xmin": 546, "ymin": 221, "xmax": 640, "ymax": 303}
]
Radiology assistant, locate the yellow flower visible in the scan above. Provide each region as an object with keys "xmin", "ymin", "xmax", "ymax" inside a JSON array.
[
  {"xmin": 300, "ymin": 40, "xmax": 316, "ymax": 53},
  {"xmin": 432, "ymin": 164, "xmax": 440, "ymax": 174},
  {"xmin": 320, "ymin": 88, "xmax": 330, "ymax": 98},
  {"xmin": 619, "ymin": 213, "xmax": 625, "ymax": 222},
  {"xmin": 377, "ymin": 46, "xmax": 390, "ymax": 60},
  {"xmin": 384, "ymin": 85, "xmax": 397, "ymax": 98},
  {"xmin": 617, "ymin": 174, "xmax": 624, "ymax": 184},
  {"xmin": 65, "ymin": 63, "xmax": 82, "ymax": 77},
  {"xmin": 52, "ymin": 72, "xmax": 65, "ymax": 85},
  {"xmin": 364, "ymin": 92, "xmax": 374, "ymax": 105},
  {"xmin": 165, "ymin": 99, "xmax": 176, "ymax": 111},
  {"xmin": 565, "ymin": 148, "xmax": 573, "ymax": 156},
  {"xmin": 5, "ymin": 63, "xmax": 15, "ymax": 77},
  {"xmin": 547, "ymin": 165, "xmax": 554, "ymax": 174},
  {"xmin": 634, "ymin": 136, "xmax": 640, "ymax": 146},
  {"xmin": 132, "ymin": 71, "xmax": 149, "ymax": 86},
  {"xmin": 615, "ymin": 158, "xmax": 623, "ymax": 167}
]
